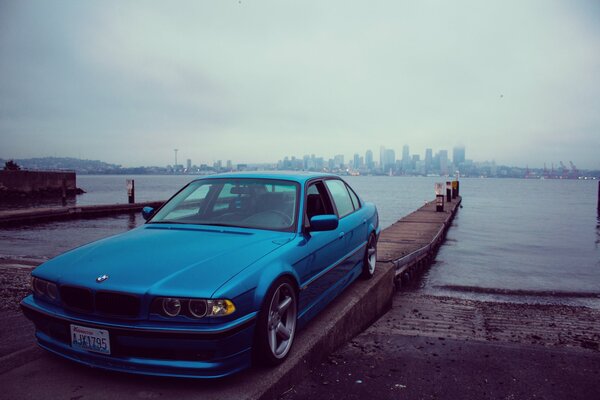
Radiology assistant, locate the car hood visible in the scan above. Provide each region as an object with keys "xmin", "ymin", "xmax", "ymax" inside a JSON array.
[{"xmin": 34, "ymin": 224, "xmax": 294, "ymax": 298}]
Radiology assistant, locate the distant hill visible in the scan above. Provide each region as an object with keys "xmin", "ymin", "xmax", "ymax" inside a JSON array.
[{"xmin": 0, "ymin": 157, "xmax": 122, "ymax": 174}]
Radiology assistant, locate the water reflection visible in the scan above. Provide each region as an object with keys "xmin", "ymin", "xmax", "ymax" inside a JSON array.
[
  {"xmin": 596, "ymin": 213, "xmax": 600, "ymax": 248},
  {"xmin": 0, "ymin": 196, "xmax": 77, "ymax": 211},
  {"xmin": 127, "ymin": 213, "xmax": 137, "ymax": 230}
]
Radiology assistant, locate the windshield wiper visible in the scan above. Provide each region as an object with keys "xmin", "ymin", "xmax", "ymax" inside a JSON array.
[{"xmin": 148, "ymin": 221, "xmax": 187, "ymax": 225}]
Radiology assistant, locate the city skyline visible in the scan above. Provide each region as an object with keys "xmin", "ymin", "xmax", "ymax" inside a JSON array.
[
  {"xmin": 1, "ymin": 1, "xmax": 599, "ymax": 169},
  {"xmin": 5, "ymin": 140, "xmax": 595, "ymax": 180}
]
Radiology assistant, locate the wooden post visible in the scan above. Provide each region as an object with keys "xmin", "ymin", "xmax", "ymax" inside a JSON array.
[
  {"xmin": 456, "ymin": 180, "xmax": 460, "ymax": 196},
  {"xmin": 61, "ymin": 179, "xmax": 67, "ymax": 206},
  {"xmin": 436, "ymin": 195, "xmax": 444, "ymax": 212},
  {"xmin": 127, "ymin": 179, "xmax": 135, "ymax": 204},
  {"xmin": 451, "ymin": 180, "xmax": 458, "ymax": 199},
  {"xmin": 435, "ymin": 183, "xmax": 444, "ymax": 212},
  {"xmin": 446, "ymin": 181, "xmax": 452, "ymax": 203}
]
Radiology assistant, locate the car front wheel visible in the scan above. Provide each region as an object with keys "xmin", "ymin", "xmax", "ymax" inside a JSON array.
[
  {"xmin": 361, "ymin": 233, "xmax": 377, "ymax": 279},
  {"xmin": 254, "ymin": 277, "xmax": 297, "ymax": 366}
]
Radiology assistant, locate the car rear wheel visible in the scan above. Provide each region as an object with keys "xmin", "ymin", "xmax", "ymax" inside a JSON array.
[
  {"xmin": 361, "ymin": 233, "xmax": 377, "ymax": 279},
  {"xmin": 254, "ymin": 277, "xmax": 297, "ymax": 366}
]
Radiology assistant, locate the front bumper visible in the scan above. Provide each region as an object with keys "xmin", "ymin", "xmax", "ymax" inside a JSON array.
[{"xmin": 21, "ymin": 295, "xmax": 257, "ymax": 378}]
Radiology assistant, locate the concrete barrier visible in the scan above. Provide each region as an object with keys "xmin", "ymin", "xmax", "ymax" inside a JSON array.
[{"xmin": 0, "ymin": 170, "xmax": 78, "ymax": 196}]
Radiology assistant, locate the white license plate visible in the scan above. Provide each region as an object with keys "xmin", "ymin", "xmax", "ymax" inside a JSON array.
[{"xmin": 70, "ymin": 324, "xmax": 111, "ymax": 355}]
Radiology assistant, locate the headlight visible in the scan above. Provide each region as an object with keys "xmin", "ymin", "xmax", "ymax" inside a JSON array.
[
  {"xmin": 32, "ymin": 277, "xmax": 47, "ymax": 296},
  {"xmin": 188, "ymin": 299, "xmax": 208, "ymax": 318},
  {"xmin": 162, "ymin": 298, "xmax": 182, "ymax": 317},
  {"xmin": 207, "ymin": 299, "xmax": 236, "ymax": 317},
  {"xmin": 153, "ymin": 297, "xmax": 235, "ymax": 319},
  {"xmin": 31, "ymin": 277, "xmax": 59, "ymax": 303}
]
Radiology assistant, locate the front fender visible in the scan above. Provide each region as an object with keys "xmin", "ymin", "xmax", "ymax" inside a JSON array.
[{"xmin": 211, "ymin": 244, "xmax": 301, "ymax": 312}]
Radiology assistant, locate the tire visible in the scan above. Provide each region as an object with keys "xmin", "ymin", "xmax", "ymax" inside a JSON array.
[
  {"xmin": 361, "ymin": 233, "xmax": 377, "ymax": 279},
  {"xmin": 254, "ymin": 277, "xmax": 298, "ymax": 366}
]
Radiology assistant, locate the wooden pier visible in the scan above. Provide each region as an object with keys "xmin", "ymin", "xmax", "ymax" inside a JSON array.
[
  {"xmin": 378, "ymin": 196, "xmax": 461, "ymax": 285},
  {"xmin": 0, "ymin": 201, "xmax": 164, "ymax": 227}
]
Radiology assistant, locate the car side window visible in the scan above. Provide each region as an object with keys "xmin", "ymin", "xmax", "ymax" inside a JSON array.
[
  {"xmin": 305, "ymin": 181, "xmax": 334, "ymax": 227},
  {"xmin": 324, "ymin": 179, "xmax": 355, "ymax": 218},
  {"xmin": 347, "ymin": 184, "xmax": 361, "ymax": 210}
]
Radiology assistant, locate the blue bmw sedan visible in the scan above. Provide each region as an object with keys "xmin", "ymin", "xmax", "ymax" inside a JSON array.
[{"xmin": 21, "ymin": 172, "xmax": 380, "ymax": 378}]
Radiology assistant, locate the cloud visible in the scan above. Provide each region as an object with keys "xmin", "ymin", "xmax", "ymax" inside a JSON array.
[{"xmin": 1, "ymin": 0, "xmax": 599, "ymax": 168}]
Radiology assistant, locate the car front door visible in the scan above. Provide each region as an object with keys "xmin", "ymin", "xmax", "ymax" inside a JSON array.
[{"xmin": 293, "ymin": 180, "xmax": 345, "ymax": 320}]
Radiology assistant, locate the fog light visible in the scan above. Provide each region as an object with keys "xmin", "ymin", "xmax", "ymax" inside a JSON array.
[
  {"xmin": 188, "ymin": 299, "xmax": 208, "ymax": 318},
  {"xmin": 162, "ymin": 298, "xmax": 181, "ymax": 317}
]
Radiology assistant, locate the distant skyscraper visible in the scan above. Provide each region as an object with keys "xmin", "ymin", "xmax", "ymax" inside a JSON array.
[
  {"xmin": 186, "ymin": 159, "xmax": 191, "ymax": 171},
  {"xmin": 453, "ymin": 146, "xmax": 465, "ymax": 166},
  {"xmin": 402, "ymin": 145, "xmax": 411, "ymax": 171},
  {"xmin": 384, "ymin": 149, "xmax": 395, "ymax": 172},
  {"xmin": 425, "ymin": 148, "xmax": 433, "ymax": 172},
  {"xmin": 365, "ymin": 149, "xmax": 374, "ymax": 169},
  {"xmin": 353, "ymin": 153, "xmax": 360, "ymax": 169},
  {"xmin": 439, "ymin": 150, "xmax": 449, "ymax": 175},
  {"xmin": 379, "ymin": 146, "xmax": 386, "ymax": 170},
  {"xmin": 402, "ymin": 145, "xmax": 410, "ymax": 162}
]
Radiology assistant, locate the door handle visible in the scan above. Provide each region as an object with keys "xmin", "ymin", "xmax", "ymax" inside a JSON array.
[
  {"xmin": 339, "ymin": 232, "xmax": 345, "ymax": 239},
  {"xmin": 362, "ymin": 219, "xmax": 367, "ymax": 224}
]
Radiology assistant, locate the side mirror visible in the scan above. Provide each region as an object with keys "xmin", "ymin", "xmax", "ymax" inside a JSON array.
[
  {"xmin": 142, "ymin": 206, "xmax": 155, "ymax": 221},
  {"xmin": 309, "ymin": 214, "xmax": 339, "ymax": 232}
]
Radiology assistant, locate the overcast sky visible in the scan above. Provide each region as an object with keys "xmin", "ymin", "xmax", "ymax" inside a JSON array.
[{"xmin": 1, "ymin": 0, "xmax": 599, "ymax": 169}]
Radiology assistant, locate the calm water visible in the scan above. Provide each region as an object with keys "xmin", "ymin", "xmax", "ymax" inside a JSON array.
[
  {"xmin": 1, "ymin": 175, "xmax": 598, "ymax": 306},
  {"xmin": 420, "ymin": 178, "xmax": 600, "ymax": 307}
]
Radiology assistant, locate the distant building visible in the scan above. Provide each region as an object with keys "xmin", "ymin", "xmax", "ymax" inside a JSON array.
[
  {"xmin": 453, "ymin": 146, "xmax": 465, "ymax": 166},
  {"xmin": 438, "ymin": 150, "xmax": 449, "ymax": 175},
  {"xmin": 402, "ymin": 145, "xmax": 411, "ymax": 171},
  {"xmin": 425, "ymin": 148, "xmax": 433, "ymax": 173},
  {"xmin": 402, "ymin": 145, "xmax": 410, "ymax": 162},
  {"xmin": 379, "ymin": 146, "xmax": 386, "ymax": 171},
  {"xmin": 383, "ymin": 149, "xmax": 396, "ymax": 173},
  {"xmin": 365, "ymin": 149, "xmax": 374, "ymax": 169},
  {"xmin": 333, "ymin": 154, "xmax": 345, "ymax": 169},
  {"xmin": 186, "ymin": 159, "xmax": 192, "ymax": 171},
  {"xmin": 353, "ymin": 153, "xmax": 360, "ymax": 169}
]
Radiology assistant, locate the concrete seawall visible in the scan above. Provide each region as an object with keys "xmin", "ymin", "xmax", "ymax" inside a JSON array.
[
  {"xmin": 0, "ymin": 170, "xmax": 78, "ymax": 196},
  {"xmin": 0, "ymin": 196, "xmax": 461, "ymax": 399}
]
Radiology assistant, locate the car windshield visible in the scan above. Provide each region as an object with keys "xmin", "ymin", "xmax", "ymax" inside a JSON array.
[{"xmin": 149, "ymin": 178, "xmax": 299, "ymax": 231}]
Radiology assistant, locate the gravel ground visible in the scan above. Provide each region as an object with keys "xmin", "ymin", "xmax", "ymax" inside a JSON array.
[{"xmin": 0, "ymin": 262, "xmax": 36, "ymax": 312}]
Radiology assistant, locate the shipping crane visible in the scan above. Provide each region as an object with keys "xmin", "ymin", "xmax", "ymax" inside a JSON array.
[
  {"xmin": 569, "ymin": 161, "xmax": 579, "ymax": 178},
  {"xmin": 559, "ymin": 161, "xmax": 569, "ymax": 178}
]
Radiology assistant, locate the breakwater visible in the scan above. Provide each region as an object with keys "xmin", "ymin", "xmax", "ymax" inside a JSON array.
[
  {"xmin": 0, "ymin": 201, "xmax": 164, "ymax": 227},
  {"xmin": 0, "ymin": 170, "xmax": 82, "ymax": 198}
]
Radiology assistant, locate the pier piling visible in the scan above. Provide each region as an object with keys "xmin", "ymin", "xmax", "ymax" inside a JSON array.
[{"xmin": 127, "ymin": 179, "xmax": 135, "ymax": 204}]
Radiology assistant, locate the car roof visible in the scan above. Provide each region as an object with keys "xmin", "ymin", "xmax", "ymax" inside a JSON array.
[{"xmin": 191, "ymin": 171, "xmax": 341, "ymax": 184}]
